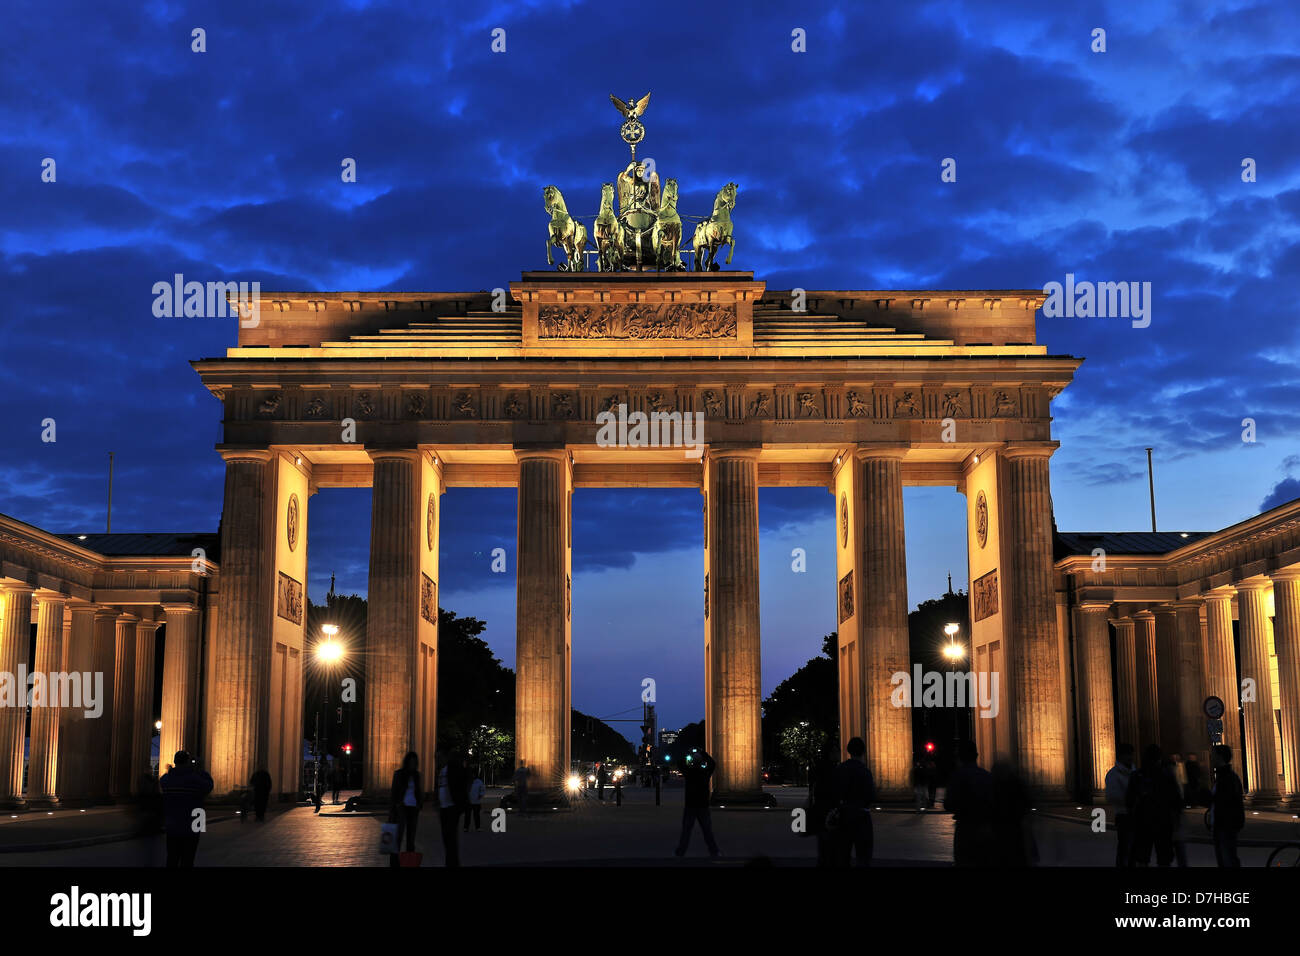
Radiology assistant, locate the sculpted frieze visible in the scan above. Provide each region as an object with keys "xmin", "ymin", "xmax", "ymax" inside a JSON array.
[{"xmin": 537, "ymin": 302, "xmax": 737, "ymax": 339}]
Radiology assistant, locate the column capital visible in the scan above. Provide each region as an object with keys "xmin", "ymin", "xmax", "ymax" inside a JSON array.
[
  {"xmin": 853, "ymin": 442, "xmax": 908, "ymax": 462},
  {"xmin": 1133, "ymin": 609, "xmax": 1156, "ymax": 621},
  {"xmin": 135, "ymin": 619, "xmax": 163, "ymax": 635},
  {"xmin": 513, "ymin": 445, "xmax": 571, "ymax": 465},
  {"xmin": 706, "ymin": 445, "xmax": 762, "ymax": 463},
  {"xmin": 1152, "ymin": 604, "xmax": 1179, "ymax": 618},
  {"xmin": 217, "ymin": 446, "xmax": 276, "ymax": 464},
  {"xmin": 33, "ymin": 590, "xmax": 68, "ymax": 606},
  {"xmin": 1204, "ymin": 586, "xmax": 1236, "ymax": 602},
  {"xmin": 1076, "ymin": 601, "xmax": 1113, "ymax": 612},
  {"xmin": 161, "ymin": 602, "xmax": 197, "ymax": 615},
  {"xmin": 1234, "ymin": 577, "xmax": 1270, "ymax": 594},
  {"xmin": 366, "ymin": 447, "xmax": 422, "ymax": 465},
  {"xmin": 1001, "ymin": 441, "xmax": 1060, "ymax": 461},
  {"xmin": 1270, "ymin": 567, "xmax": 1300, "ymax": 584},
  {"xmin": 1113, "ymin": 615, "xmax": 1136, "ymax": 628},
  {"xmin": 1170, "ymin": 599, "xmax": 1204, "ymax": 611},
  {"xmin": 0, "ymin": 581, "xmax": 36, "ymax": 596}
]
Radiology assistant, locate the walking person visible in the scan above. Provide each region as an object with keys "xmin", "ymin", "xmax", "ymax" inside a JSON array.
[
  {"xmin": 464, "ymin": 766, "xmax": 485, "ymax": 832},
  {"xmin": 1127, "ymin": 744, "xmax": 1179, "ymax": 866},
  {"xmin": 808, "ymin": 744, "xmax": 838, "ymax": 866},
  {"xmin": 673, "ymin": 748, "xmax": 720, "ymax": 858},
  {"xmin": 1104, "ymin": 743, "xmax": 1136, "ymax": 867},
  {"xmin": 945, "ymin": 738, "xmax": 993, "ymax": 866},
  {"xmin": 388, "ymin": 751, "xmax": 423, "ymax": 868},
  {"xmin": 1210, "ymin": 745, "xmax": 1245, "ymax": 867},
  {"xmin": 330, "ymin": 765, "xmax": 341, "ymax": 805},
  {"xmin": 438, "ymin": 750, "xmax": 469, "ymax": 866},
  {"xmin": 911, "ymin": 757, "xmax": 928, "ymax": 813},
  {"xmin": 249, "ymin": 768, "xmax": 272, "ymax": 822},
  {"xmin": 596, "ymin": 762, "xmax": 608, "ymax": 802},
  {"xmin": 830, "ymin": 737, "xmax": 875, "ymax": 867},
  {"xmin": 990, "ymin": 762, "xmax": 1035, "ymax": 866},
  {"xmin": 158, "ymin": 751, "xmax": 214, "ymax": 868},
  {"xmin": 513, "ymin": 761, "xmax": 529, "ymax": 815}
]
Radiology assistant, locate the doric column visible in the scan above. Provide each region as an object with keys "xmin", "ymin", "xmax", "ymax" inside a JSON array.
[
  {"xmin": 852, "ymin": 446, "xmax": 911, "ymax": 797},
  {"xmin": 159, "ymin": 604, "xmax": 201, "ymax": 774},
  {"xmin": 515, "ymin": 448, "xmax": 572, "ymax": 798},
  {"xmin": 364, "ymin": 450, "xmax": 422, "ymax": 795},
  {"xmin": 1237, "ymin": 580, "xmax": 1280, "ymax": 801},
  {"xmin": 1270, "ymin": 570, "xmax": 1300, "ymax": 805},
  {"xmin": 108, "ymin": 613, "xmax": 137, "ymax": 799},
  {"xmin": 1001, "ymin": 445, "xmax": 1067, "ymax": 796},
  {"xmin": 56, "ymin": 604, "xmax": 99, "ymax": 804},
  {"xmin": 1203, "ymin": 590, "xmax": 1241, "ymax": 760},
  {"xmin": 1113, "ymin": 617, "xmax": 1140, "ymax": 750},
  {"xmin": 130, "ymin": 620, "xmax": 160, "ymax": 793},
  {"xmin": 26, "ymin": 593, "xmax": 67, "ymax": 806},
  {"xmin": 0, "ymin": 584, "xmax": 34, "ymax": 808},
  {"xmin": 86, "ymin": 608, "xmax": 119, "ymax": 801},
  {"xmin": 1073, "ymin": 603, "xmax": 1115, "ymax": 798},
  {"xmin": 703, "ymin": 447, "xmax": 764, "ymax": 802},
  {"xmin": 209, "ymin": 449, "xmax": 275, "ymax": 796},
  {"xmin": 1132, "ymin": 611, "xmax": 1161, "ymax": 752},
  {"xmin": 1173, "ymin": 601, "xmax": 1209, "ymax": 772},
  {"xmin": 1153, "ymin": 607, "xmax": 1182, "ymax": 756}
]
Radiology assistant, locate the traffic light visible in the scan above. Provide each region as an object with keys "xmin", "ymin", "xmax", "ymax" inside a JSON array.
[
  {"xmin": 924, "ymin": 741, "xmax": 935, "ymax": 753},
  {"xmin": 342, "ymin": 743, "xmax": 353, "ymax": 755}
]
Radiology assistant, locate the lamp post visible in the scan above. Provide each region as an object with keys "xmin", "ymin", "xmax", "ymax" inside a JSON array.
[
  {"xmin": 942, "ymin": 623, "xmax": 966, "ymax": 750},
  {"xmin": 315, "ymin": 624, "xmax": 343, "ymax": 800}
]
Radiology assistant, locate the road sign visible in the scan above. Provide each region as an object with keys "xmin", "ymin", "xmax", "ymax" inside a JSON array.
[
  {"xmin": 1203, "ymin": 695, "xmax": 1225, "ymax": 719},
  {"xmin": 1207, "ymin": 718, "xmax": 1224, "ymax": 738}
]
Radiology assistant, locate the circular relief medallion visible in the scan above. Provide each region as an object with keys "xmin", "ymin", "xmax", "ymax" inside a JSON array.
[
  {"xmin": 286, "ymin": 494, "xmax": 299, "ymax": 552},
  {"xmin": 839, "ymin": 493, "xmax": 849, "ymax": 548},
  {"xmin": 975, "ymin": 491, "xmax": 989, "ymax": 550},
  {"xmin": 426, "ymin": 493, "xmax": 436, "ymax": 553}
]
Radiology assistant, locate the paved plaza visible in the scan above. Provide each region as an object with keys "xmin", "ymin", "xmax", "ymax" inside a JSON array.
[{"xmin": 1, "ymin": 786, "xmax": 1293, "ymax": 867}]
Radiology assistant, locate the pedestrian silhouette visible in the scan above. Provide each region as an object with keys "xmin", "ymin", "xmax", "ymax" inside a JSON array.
[
  {"xmin": 808, "ymin": 743, "xmax": 838, "ymax": 867},
  {"xmin": 1104, "ymin": 743, "xmax": 1136, "ymax": 866},
  {"xmin": 158, "ymin": 750, "xmax": 214, "ymax": 867},
  {"xmin": 990, "ymin": 761, "xmax": 1034, "ymax": 866},
  {"xmin": 464, "ymin": 766, "xmax": 485, "ymax": 832},
  {"xmin": 829, "ymin": 737, "xmax": 875, "ymax": 867},
  {"xmin": 1210, "ymin": 745, "xmax": 1245, "ymax": 867},
  {"xmin": 1127, "ymin": 744, "xmax": 1180, "ymax": 866},
  {"xmin": 250, "ymin": 768, "xmax": 272, "ymax": 822},
  {"xmin": 438, "ymin": 750, "xmax": 469, "ymax": 867},
  {"xmin": 944, "ymin": 738, "xmax": 993, "ymax": 866},
  {"xmin": 388, "ymin": 751, "xmax": 423, "ymax": 868},
  {"xmin": 513, "ymin": 761, "xmax": 529, "ymax": 814},
  {"xmin": 673, "ymin": 748, "xmax": 720, "ymax": 858}
]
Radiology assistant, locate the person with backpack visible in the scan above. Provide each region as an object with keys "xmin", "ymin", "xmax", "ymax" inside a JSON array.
[{"xmin": 1210, "ymin": 745, "xmax": 1245, "ymax": 867}]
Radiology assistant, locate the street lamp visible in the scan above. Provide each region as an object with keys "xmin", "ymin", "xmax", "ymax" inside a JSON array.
[
  {"xmin": 314, "ymin": 624, "xmax": 345, "ymax": 802},
  {"xmin": 942, "ymin": 623, "xmax": 967, "ymax": 748}
]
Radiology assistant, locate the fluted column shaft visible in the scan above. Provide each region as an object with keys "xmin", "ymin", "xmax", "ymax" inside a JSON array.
[
  {"xmin": 1238, "ymin": 582, "xmax": 1280, "ymax": 800},
  {"xmin": 130, "ymin": 621, "xmax": 160, "ymax": 793},
  {"xmin": 209, "ymin": 450, "xmax": 274, "ymax": 795},
  {"xmin": 1154, "ymin": 608, "xmax": 1182, "ymax": 755},
  {"xmin": 854, "ymin": 449, "xmax": 910, "ymax": 795},
  {"xmin": 56, "ymin": 605, "xmax": 99, "ymax": 803},
  {"xmin": 1113, "ymin": 618, "xmax": 1140, "ymax": 750},
  {"xmin": 0, "ymin": 585, "xmax": 34, "ymax": 807},
  {"xmin": 109, "ymin": 615, "xmax": 136, "ymax": 799},
  {"xmin": 27, "ymin": 595, "xmax": 67, "ymax": 805},
  {"xmin": 1133, "ymin": 611, "xmax": 1161, "ymax": 752},
  {"xmin": 1271, "ymin": 572, "xmax": 1300, "ymax": 804},
  {"xmin": 704, "ymin": 449, "xmax": 763, "ymax": 800},
  {"xmin": 1002, "ymin": 447, "xmax": 1066, "ymax": 795},
  {"xmin": 159, "ymin": 605, "xmax": 201, "ymax": 773},
  {"xmin": 1203, "ymin": 592, "xmax": 1240, "ymax": 760},
  {"xmin": 515, "ymin": 449, "xmax": 571, "ymax": 795},
  {"xmin": 1074, "ymin": 604, "xmax": 1115, "ymax": 796},
  {"xmin": 86, "ymin": 609, "xmax": 118, "ymax": 801},
  {"xmin": 364, "ymin": 451, "xmax": 421, "ymax": 794},
  {"xmin": 1173, "ymin": 602, "xmax": 1209, "ymax": 772}
]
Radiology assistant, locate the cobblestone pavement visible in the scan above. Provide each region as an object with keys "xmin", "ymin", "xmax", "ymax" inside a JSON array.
[{"xmin": 0, "ymin": 787, "xmax": 1290, "ymax": 866}]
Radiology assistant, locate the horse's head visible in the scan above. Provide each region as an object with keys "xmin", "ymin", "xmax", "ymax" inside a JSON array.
[
  {"xmin": 543, "ymin": 185, "xmax": 561, "ymax": 214},
  {"xmin": 722, "ymin": 182, "xmax": 738, "ymax": 207},
  {"xmin": 600, "ymin": 183, "xmax": 614, "ymax": 208},
  {"xmin": 662, "ymin": 179, "xmax": 679, "ymax": 205}
]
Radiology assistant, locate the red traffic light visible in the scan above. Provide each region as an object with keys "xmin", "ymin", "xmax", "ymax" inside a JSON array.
[
  {"xmin": 924, "ymin": 741, "xmax": 935, "ymax": 753},
  {"xmin": 342, "ymin": 743, "xmax": 353, "ymax": 754}
]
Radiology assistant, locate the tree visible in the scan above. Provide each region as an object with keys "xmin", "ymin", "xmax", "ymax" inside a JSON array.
[
  {"xmin": 761, "ymin": 633, "xmax": 838, "ymax": 776},
  {"xmin": 779, "ymin": 721, "xmax": 828, "ymax": 785},
  {"xmin": 467, "ymin": 724, "xmax": 512, "ymax": 786}
]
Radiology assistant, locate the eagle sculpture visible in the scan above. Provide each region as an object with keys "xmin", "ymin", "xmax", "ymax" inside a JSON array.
[{"xmin": 609, "ymin": 92, "xmax": 651, "ymax": 121}]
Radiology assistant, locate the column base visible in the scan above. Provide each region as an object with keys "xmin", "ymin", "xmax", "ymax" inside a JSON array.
[
  {"xmin": 709, "ymin": 790, "xmax": 777, "ymax": 809},
  {"xmin": 26, "ymin": 797, "xmax": 60, "ymax": 810},
  {"xmin": 1245, "ymin": 791, "xmax": 1283, "ymax": 810},
  {"xmin": 1, "ymin": 798, "xmax": 29, "ymax": 811}
]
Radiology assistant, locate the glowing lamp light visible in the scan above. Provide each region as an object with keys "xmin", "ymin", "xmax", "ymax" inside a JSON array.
[
  {"xmin": 154, "ymin": 720, "xmax": 162, "ymax": 731},
  {"xmin": 318, "ymin": 641, "xmax": 343, "ymax": 664},
  {"xmin": 566, "ymin": 774, "xmax": 581, "ymax": 793},
  {"xmin": 944, "ymin": 623, "xmax": 959, "ymax": 637},
  {"xmin": 943, "ymin": 643, "xmax": 966, "ymax": 660}
]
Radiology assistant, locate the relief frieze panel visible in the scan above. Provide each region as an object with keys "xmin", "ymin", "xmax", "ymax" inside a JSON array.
[{"xmin": 537, "ymin": 303, "xmax": 737, "ymax": 340}]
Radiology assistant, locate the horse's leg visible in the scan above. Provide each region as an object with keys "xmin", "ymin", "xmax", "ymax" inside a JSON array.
[
  {"xmin": 725, "ymin": 233, "xmax": 735, "ymax": 266},
  {"xmin": 546, "ymin": 237, "xmax": 553, "ymax": 267}
]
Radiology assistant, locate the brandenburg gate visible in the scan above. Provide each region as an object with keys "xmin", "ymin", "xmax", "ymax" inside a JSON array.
[{"xmin": 192, "ymin": 270, "xmax": 1079, "ymax": 803}]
